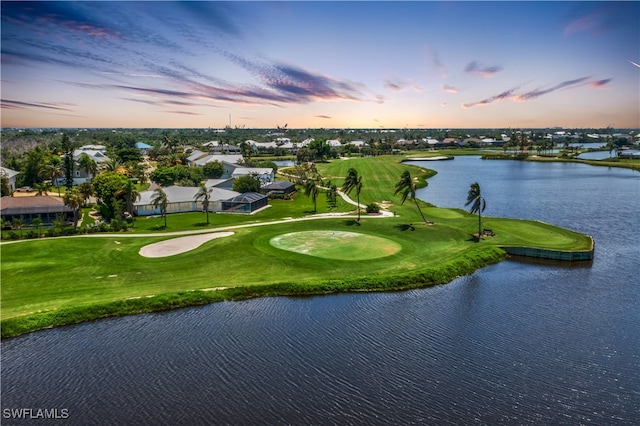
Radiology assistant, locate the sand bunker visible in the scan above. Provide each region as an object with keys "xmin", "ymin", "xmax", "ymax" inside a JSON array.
[{"xmin": 139, "ymin": 232, "xmax": 234, "ymax": 258}]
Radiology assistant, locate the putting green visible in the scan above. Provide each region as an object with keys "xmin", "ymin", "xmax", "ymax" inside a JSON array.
[{"xmin": 269, "ymin": 230, "xmax": 402, "ymax": 260}]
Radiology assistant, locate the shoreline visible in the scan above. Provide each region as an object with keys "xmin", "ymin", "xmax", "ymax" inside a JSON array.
[{"xmin": 1, "ymin": 246, "xmax": 506, "ymax": 339}]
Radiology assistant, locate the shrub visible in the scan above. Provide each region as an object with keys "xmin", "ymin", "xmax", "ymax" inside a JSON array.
[{"xmin": 366, "ymin": 202, "xmax": 380, "ymax": 213}]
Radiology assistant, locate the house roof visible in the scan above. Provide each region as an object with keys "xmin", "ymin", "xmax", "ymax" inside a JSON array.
[
  {"xmin": 193, "ymin": 154, "xmax": 243, "ymax": 167},
  {"xmin": 262, "ymin": 181, "xmax": 295, "ymax": 190},
  {"xmin": 135, "ymin": 186, "xmax": 240, "ymax": 205},
  {"xmin": 187, "ymin": 150, "xmax": 207, "ymax": 162},
  {"xmin": 231, "ymin": 167, "xmax": 273, "ymax": 176},
  {"xmin": 1, "ymin": 195, "xmax": 74, "ymax": 215},
  {"xmin": 135, "ymin": 142, "xmax": 152, "ymax": 149},
  {"xmin": 0, "ymin": 167, "xmax": 19, "ymax": 179},
  {"xmin": 72, "ymin": 149, "xmax": 110, "ymax": 162},
  {"xmin": 224, "ymin": 192, "xmax": 267, "ymax": 203},
  {"xmin": 205, "ymin": 178, "xmax": 234, "ymax": 188}
]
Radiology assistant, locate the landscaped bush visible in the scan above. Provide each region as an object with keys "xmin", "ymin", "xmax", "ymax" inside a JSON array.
[{"xmin": 366, "ymin": 202, "xmax": 380, "ymax": 213}]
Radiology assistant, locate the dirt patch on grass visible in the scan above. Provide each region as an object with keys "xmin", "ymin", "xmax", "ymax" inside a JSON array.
[
  {"xmin": 139, "ymin": 232, "xmax": 234, "ymax": 258},
  {"xmin": 269, "ymin": 230, "xmax": 401, "ymax": 260}
]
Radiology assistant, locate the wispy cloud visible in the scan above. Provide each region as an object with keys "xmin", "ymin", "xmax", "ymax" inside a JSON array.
[
  {"xmin": 512, "ymin": 76, "xmax": 591, "ymax": 102},
  {"xmin": 315, "ymin": 115, "xmax": 332, "ymax": 119},
  {"xmin": 384, "ymin": 77, "xmax": 423, "ymax": 92},
  {"xmin": 463, "ymin": 76, "xmax": 609, "ymax": 108},
  {"xmin": 464, "ymin": 61, "xmax": 502, "ymax": 78},
  {"xmin": 590, "ymin": 78, "xmax": 612, "ymax": 88},
  {"xmin": 462, "ymin": 87, "xmax": 518, "ymax": 109},
  {"xmin": 425, "ymin": 46, "xmax": 447, "ymax": 77},
  {"xmin": 629, "ymin": 60, "xmax": 640, "ymax": 69},
  {"xmin": 441, "ymin": 84, "xmax": 458, "ymax": 94},
  {"xmin": 0, "ymin": 99, "xmax": 75, "ymax": 112},
  {"xmin": 163, "ymin": 110, "xmax": 203, "ymax": 116},
  {"xmin": 563, "ymin": 3, "xmax": 636, "ymax": 37}
]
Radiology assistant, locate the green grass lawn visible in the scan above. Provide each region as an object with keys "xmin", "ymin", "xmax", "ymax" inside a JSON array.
[{"xmin": 0, "ymin": 155, "xmax": 593, "ymax": 337}]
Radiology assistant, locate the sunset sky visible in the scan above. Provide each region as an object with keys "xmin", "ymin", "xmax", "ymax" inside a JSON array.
[{"xmin": 2, "ymin": 1, "xmax": 639, "ymax": 129}]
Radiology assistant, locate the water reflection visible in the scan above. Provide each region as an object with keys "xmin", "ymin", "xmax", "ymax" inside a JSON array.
[{"xmin": 2, "ymin": 157, "xmax": 639, "ymax": 425}]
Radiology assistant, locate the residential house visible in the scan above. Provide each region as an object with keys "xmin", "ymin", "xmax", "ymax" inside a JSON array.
[
  {"xmin": 211, "ymin": 144, "xmax": 241, "ymax": 154},
  {"xmin": 221, "ymin": 192, "xmax": 269, "ymax": 214},
  {"xmin": 0, "ymin": 167, "xmax": 19, "ymax": 191},
  {"xmin": 231, "ymin": 167, "xmax": 274, "ymax": 184},
  {"xmin": 186, "ymin": 150, "xmax": 209, "ymax": 166},
  {"xmin": 326, "ymin": 139, "xmax": 342, "ymax": 148},
  {"xmin": 57, "ymin": 149, "xmax": 110, "ymax": 185},
  {"xmin": 261, "ymin": 181, "xmax": 296, "ymax": 197},
  {"xmin": 134, "ymin": 185, "xmax": 240, "ymax": 216},
  {"xmin": 192, "ymin": 154, "xmax": 244, "ymax": 178},
  {"xmin": 135, "ymin": 142, "xmax": 153, "ymax": 155},
  {"xmin": 246, "ymin": 140, "xmax": 278, "ymax": 151},
  {"xmin": 134, "ymin": 184, "xmax": 269, "ymax": 216},
  {"xmin": 1, "ymin": 195, "xmax": 75, "ymax": 225},
  {"xmin": 348, "ymin": 140, "xmax": 367, "ymax": 148}
]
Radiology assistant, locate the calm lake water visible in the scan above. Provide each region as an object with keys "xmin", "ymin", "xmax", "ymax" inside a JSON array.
[{"xmin": 2, "ymin": 157, "xmax": 639, "ymax": 425}]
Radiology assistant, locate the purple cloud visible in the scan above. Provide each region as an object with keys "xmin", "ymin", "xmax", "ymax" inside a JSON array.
[
  {"xmin": 563, "ymin": 3, "xmax": 637, "ymax": 37},
  {"xmin": 441, "ymin": 84, "xmax": 458, "ymax": 94},
  {"xmin": 314, "ymin": 115, "xmax": 332, "ymax": 119},
  {"xmin": 463, "ymin": 76, "xmax": 609, "ymax": 108},
  {"xmin": 163, "ymin": 110, "xmax": 203, "ymax": 116},
  {"xmin": 462, "ymin": 87, "xmax": 519, "ymax": 109},
  {"xmin": 384, "ymin": 78, "xmax": 423, "ymax": 92},
  {"xmin": 464, "ymin": 61, "xmax": 502, "ymax": 78},
  {"xmin": 590, "ymin": 79, "xmax": 612, "ymax": 88},
  {"xmin": 0, "ymin": 99, "xmax": 75, "ymax": 112},
  {"xmin": 513, "ymin": 76, "xmax": 591, "ymax": 101}
]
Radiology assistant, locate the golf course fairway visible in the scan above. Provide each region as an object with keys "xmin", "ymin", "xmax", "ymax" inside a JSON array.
[{"xmin": 0, "ymin": 156, "xmax": 594, "ymax": 338}]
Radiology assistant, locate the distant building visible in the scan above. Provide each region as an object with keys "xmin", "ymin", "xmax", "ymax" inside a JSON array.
[
  {"xmin": 134, "ymin": 142, "xmax": 153, "ymax": 155},
  {"xmin": 0, "ymin": 167, "xmax": 19, "ymax": 191}
]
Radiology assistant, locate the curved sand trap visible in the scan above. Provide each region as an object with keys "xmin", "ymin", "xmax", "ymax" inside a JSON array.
[
  {"xmin": 270, "ymin": 230, "xmax": 401, "ymax": 260},
  {"xmin": 139, "ymin": 232, "xmax": 234, "ymax": 258}
]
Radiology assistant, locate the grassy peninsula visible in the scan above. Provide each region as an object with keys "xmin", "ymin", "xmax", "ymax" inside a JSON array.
[{"xmin": 1, "ymin": 156, "xmax": 593, "ymax": 338}]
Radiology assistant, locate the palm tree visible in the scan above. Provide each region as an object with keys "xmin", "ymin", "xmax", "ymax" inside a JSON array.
[
  {"xmin": 465, "ymin": 182, "xmax": 487, "ymax": 238},
  {"xmin": 102, "ymin": 158, "xmax": 126, "ymax": 174},
  {"xmin": 342, "ymin": 167, "xmax": 363, "ymax": 221},
  {"xmin": 304, "ymin": 177, "xmax": 320, "ymax": 213},
  {"xmin": 194, "ymin": 184, "xmax": 213, "ymax": 224},
  {"xmin": 394, "ymin": 170, "xmax": 429, "ymax": 224},
  {"xmin": 63, "ymin": 188, "xmax": 84, "ymax": 228},
  {"xmin": 115, "ymin": 179, "xmax": 140, "ymax": 218},
  {"xmin": 40, "ymin": 160, "xmax": 64, "ymax": 196},
  {"xmin": 77, "ymin": 153, "xmax": 98, "ymax": 181},
  {"xmin": 151, "ymin": 188, "xmax": 169, "ymax": 228},
  {"xmin": 77, "ymin": 182, "xmax": 93, "ymax": 207}
]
